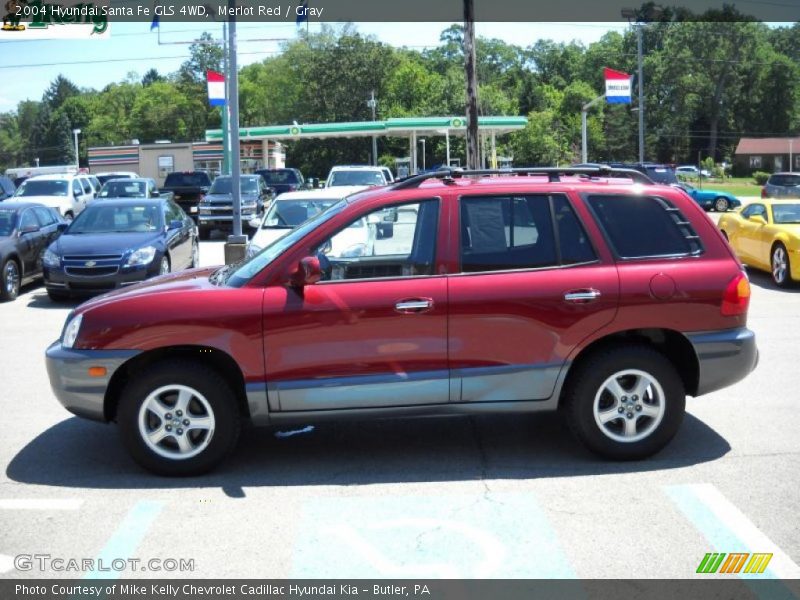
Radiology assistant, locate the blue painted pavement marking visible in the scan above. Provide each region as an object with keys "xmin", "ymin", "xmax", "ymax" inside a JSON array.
[
  {"xmin": 292, "ymin": 492, "xmax": 577, "ymax": 579},
  {"xmin": 83, "ymin": 500, "xmax": 164, "ymax": 580}
]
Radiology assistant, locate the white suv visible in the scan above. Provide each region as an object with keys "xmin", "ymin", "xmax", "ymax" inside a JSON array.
[
  {"xmin": 325, "ymin": 165, "xmax": 393, "ymax": 188},
  {"xmin": 12, "ymin": 173, "xmax": 94, "ymax": 220}
]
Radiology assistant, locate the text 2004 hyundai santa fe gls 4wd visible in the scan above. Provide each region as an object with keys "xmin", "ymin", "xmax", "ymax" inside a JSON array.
[{"xmin": 46, "ymin": 167, "xmax": 758, "ymax": 476}]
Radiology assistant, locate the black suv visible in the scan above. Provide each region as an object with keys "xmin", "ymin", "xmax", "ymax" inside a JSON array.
[
  {"xmin": 255, "ymin": 168, "xmax": 306, "ymax": 195},
  {"xmin": 160, "ymin": 171, "xmax": 212, "ymax": 219}
]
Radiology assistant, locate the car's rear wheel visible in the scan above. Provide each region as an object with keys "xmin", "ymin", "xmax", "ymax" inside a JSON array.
[
  {"xmin": 118, "ymin": 361, "xmax": 241, "ymax": 475},
  {"xmin": 1, "ymin": 258, "xmax": 20, "ymax": 302},
  {"xmin": 562, "ymin": 345, "xmax": 685, "ymax": 460},
  {"xmin": 771, "ymin": 243, "xmax": 792, "ymax": 288},
  {"xmin": 714, "ymin": 197, "xmax": 729, "ymax": 212}
]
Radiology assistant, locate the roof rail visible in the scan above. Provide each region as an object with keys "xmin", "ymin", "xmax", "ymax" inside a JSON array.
[{"xmin": 390, "ymin": 166, "xmax": 654, "ymax": 190}]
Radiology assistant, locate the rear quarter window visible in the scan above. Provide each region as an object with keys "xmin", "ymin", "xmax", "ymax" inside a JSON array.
[{"xmin": 586, "ymin": 194, "xmax": 702, "ymax": 259}]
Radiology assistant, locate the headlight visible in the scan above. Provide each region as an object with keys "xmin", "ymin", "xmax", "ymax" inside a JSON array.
[
  {"xmin": 246, "ymin": 244, "xmax": 262, "ymax": 259},
  {"xmin": 62, "ymin": 313, "xmax": 83, "ymax": 349},
  {"xmin": 341, "ymin": 243, "xmax": 367, "ymax": 258},
  {"xmin": 43, "ymin": 249, "xmax": 60, "ymax": 268},
  {"xmin": 125, "ymin": 246, "xmax": 157, "ymax": 267}
]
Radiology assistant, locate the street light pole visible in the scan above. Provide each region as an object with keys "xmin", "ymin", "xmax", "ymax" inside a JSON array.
[
  {"xmin": 368, "ymin": 90, "xmax": 378, "ymax": 166},
  {"xmin": 581, "ymin": 94, "xmax": 604, "ymax": 163},
  {"xmin": 72, "ymin": 128, "xmax": 81, "ymax": 170},
  {"xmin": 636, "ymin": 24, "xmax": 644, "ymax": 164}
]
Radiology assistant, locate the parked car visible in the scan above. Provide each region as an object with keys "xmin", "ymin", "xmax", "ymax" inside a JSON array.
[
  {"xmin": 0, "ymin": 175, "xmax": 16, "ymax": 200},
  {"xmin": 45, "ymin": 166, "xmax": 757, "ymax": 475},
  {"xmin": 0, "ymin": 202, "xmax": 64, "ymax": 301},
  {"xmin": 43, "ymin": 198, "xmax": 198, "ymax": 300},
  {"xmin": 672, "ymin": 182, "xmax": 740, "ymax": 212},
  {"xmin": 197, "ymin": 174, "xmax": 271, "ymax": 240},
  {"xmin": 95, "ymin": 172, "xmax": 140, "ymax": 186},
  {"xmin": 94, "ymin": 178, "xmax": 173, "ymax": 204},
  {"xmin": 676, "ymin": 165, "xmax": 710, "ymax": 178},
  {"xmin": 254, "ymin": 168, "xmax": 306, "ymax": 195},
  {"xmin": 761, "ymin": 172, "xmax": 800, "ymax": 199},
  {"xmin": 12, "ymin": 173, "xmax": 94, "ymax": 220},
  {"xmin": 326, "ymin": 165, "xmax": 390, "ymax": 187},
  {"xmin": 247, "ymin": 186, "xmax": 369, "ymax": 258},
  {"xmin": 718, "ymin": 199, "xmax": 800, "ymax": 287},
  {"xmin": 160, "ymin": 171, "xmax": 212, "ymax": 218}
]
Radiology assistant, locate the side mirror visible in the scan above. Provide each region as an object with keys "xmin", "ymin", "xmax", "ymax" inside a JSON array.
[
  {"xmin": 73, "ymin": 189, "xmax": 81, "ymax": 197},
  {"xmin": 56, "ymin": 223, "xmax": 69, "ymax": 233},
  {"xmin": 748, "ymin": 214, "xmax": 767, "ymax": 225},
  {"xmin": 291, "ymin": 256, "xmax": 322, "ymax": 287},
  {"xmin": 151, "ymin": 190, "xmax": 160, "ymax": 197},
  {"xmin": 19, "ymin": 224, "xmax": 40, "ymax": 235},
  {"xmin": 248, "ymin": 217, "xmax": 261, "ymax": 229},
  {"xmin": 383, "ymin": 207, "xmax": 399, "ymax": 223},
  {"xmin": 168, "ymin": 219, "xmax": 183, "ymax": 230}
]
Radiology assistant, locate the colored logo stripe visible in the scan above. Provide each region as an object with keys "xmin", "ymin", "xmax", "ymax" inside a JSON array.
[
  {"xmin": 697, "ymin": 552, "xmax": 773, "ymax": 574},
  {"xmin": 697, "ymin": 552, "xmax": 726, "ymax": 573},
  {"xmin": 745, "ymin": 554, "xmax": 774, "ymax": 574}
]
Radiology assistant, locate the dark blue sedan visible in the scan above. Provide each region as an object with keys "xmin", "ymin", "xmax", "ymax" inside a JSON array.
[{"xmin": 43, "ymin": 198, "xmax": 198, "ymax": 300}]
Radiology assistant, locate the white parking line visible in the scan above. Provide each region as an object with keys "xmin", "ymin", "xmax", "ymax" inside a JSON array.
[
  {"xmin": 0, "ymin": 499, "xmax": 83, "ymax": 510},
  {"xmin": 666, "ymin": 483, "xmax": 800, "ymax": 579}
]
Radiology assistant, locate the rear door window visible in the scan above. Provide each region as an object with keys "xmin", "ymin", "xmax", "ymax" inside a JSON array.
[{"xmin": 586, "ymin": 194, "xmax": 702, "ymax": 259}]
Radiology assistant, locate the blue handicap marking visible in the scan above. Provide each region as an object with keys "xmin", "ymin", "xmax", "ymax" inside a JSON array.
[{"xmin": 292, "ymin": 492, "xmax": 576, "ymax": 578}]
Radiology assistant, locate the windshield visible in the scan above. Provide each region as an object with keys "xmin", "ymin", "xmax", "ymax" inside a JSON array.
[
  {"xmin": 262, "ymin": 199, "xmax": 338, "ymax": 228},
  {"xmin": 0, "ymin": 209, "xmax": 17, "ymax": 236},
  {"xmin": 645, "ymin": 167, "xmax": 678, "ymax": 185},
  {"xmin": 164, "ymin": 172, "xmax": 211, "ymax": 187},
  {"xmin": 770, "ymin": 175, "xmax": 800, "ymax": 187},
  {"xmin": 100, "ymin": 181, "xmax": 146, "ymax": 198},
  {"xmin": 259, "ymin": 170, "xmax": 299, "ymax": 184},
  {"xmin": 97, "ymin": 174, "xmax": 133, "ymax": 185},
  {"xmin": 68, "ymin": 204, "xmax": 162, "ymax": 233},
  {"xmin": 772, "ymin": 203, "xmax": 800, "ymax": 224},
  {"xmin": 329, "ymin": 170, "xmax": 385, "ymax": 186},
  {"xmin": 209, "ymin": 177, "xmax": 259, "ymax": 195},
  {"xmin": 226, "ymin": 199, "xmax": 347, "ymax": 287},
  {"xmin": 15, "ymin": 179, "xmax": 68, "ymax": 197}
]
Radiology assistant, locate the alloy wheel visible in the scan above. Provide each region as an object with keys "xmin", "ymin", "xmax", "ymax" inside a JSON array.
[
  {"xmin": 772, "ymin": 246, "xmax": 788, "ymax": 284},
  {"xmin": 137, "ymin": 384, "xmax": 215, "ymax": 460},
  {"xmin": 593, "ymin": 369, "xmax": 666, "ymax": 443},
  {"xmin": 4, "ymin": 261, "xmax": 19, "ymax": 297}
]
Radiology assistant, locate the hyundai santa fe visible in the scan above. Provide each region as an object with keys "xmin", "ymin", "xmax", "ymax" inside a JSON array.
[{"xmin": 45, "ymin": 167, "xmax": 758, "ymax": 475}]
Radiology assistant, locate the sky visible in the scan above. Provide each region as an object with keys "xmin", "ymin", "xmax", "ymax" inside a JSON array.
[{"xmin": 0, "ymin": 21, "xmax": 627, "ymax": 112}]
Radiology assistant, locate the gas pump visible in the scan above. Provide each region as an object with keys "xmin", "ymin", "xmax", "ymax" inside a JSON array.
[{"xmin": 394, "ymin": 157, "xmax": 411, "ymax": 179}]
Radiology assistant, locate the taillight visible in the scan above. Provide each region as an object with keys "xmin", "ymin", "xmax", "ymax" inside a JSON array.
[
  {"xmin": 721, "ymin": 272, "xmax": 751, "ymax": 316},
  {"xmin": 761, "ymin": 187, "xmax": 767, "ymax": 198}
]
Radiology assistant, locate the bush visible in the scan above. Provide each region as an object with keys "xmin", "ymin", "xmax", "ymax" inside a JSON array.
[{"xmin": 752, "ymin": 171, "xmax": 770, "ymax": 185}]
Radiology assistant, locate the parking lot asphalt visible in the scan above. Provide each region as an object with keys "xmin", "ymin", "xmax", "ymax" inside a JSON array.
[{"xmin": 2, "ymin": 211, "xmax": 800, "ymax": 580}]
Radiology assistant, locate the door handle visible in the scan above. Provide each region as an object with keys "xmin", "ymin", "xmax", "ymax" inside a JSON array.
[
  {"xmin": 564, "ymin": 289, "xmax": 601, "ymax": 303},
  {"xmin": 395, "ymin": 298, "xmax": 433, "ymax": 313}
]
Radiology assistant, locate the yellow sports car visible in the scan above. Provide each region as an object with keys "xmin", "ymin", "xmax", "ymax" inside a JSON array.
[{"xmin": 718, "ymin": 200, "xmax": 800, "ymax": 288}]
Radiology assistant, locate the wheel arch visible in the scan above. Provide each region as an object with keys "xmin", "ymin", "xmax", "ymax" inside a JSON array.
[
  {"xmin": 104, "ymin": 345, "xmax": 249, "ymax": 422},
  {"xmin": 558, "ymin": 328, "xmax": 700, "ymax": 405}
]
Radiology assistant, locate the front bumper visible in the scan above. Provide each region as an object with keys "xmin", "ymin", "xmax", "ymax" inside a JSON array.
[
  {"xmin": 44, "ymin": 264, "xmax": 156, "ymax": 295},
  {"xmin": 687, "ymin": 327, "xmax": 758, "ymax": 396},
  {"xmin": 198, "ymin": 213, "xmax": 259, "ymax": 228},
  {"xmin": 45, "ymin": 342, "xmax": 140, "ymax": 422}
]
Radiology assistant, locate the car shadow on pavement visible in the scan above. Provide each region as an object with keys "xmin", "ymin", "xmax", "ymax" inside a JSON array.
[
  {"xmin": 746, "ymin": 269, "xmax": 800, "ymax": 293},
  {"xmin": 6, "ymin": 412, "xmax": 730, "ymax": 494},
  {"xmin": 25, "ymin": 289, "xmax": 82, "ymax": 309}
]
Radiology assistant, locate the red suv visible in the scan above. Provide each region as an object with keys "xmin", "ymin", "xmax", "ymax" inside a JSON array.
[{"xmin": 46, "ymin": 168, "xmax": 758, "ymax": 475}]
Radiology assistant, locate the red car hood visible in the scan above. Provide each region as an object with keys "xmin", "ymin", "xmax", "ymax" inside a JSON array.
[{"xmin": 75, "ymin": 266, "xmax": 222, "ymax": 313}]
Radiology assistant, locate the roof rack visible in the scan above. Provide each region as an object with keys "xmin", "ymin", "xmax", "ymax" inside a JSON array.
[{"xmin": 391, "ymin": 166, "xmax": 655, "ymax": 190}]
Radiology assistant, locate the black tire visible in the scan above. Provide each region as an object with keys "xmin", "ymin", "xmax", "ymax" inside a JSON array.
[
  {"xmin": 0, "ymin": 258, "xmax": 20, "ymax": 302},
  {"xmin": 198, "ymin": 227, "xmax": 211, "ymax": 241},
  {"xmin": 190, "ymin": 242, "xmax": 199, "ymax": 268},
  {"xmin": 117, "ymin": 361, "xmax": 241, "ymax": 476},
  {"xmin": 158, "ymin": 255, "xmax": 170, "ymax": 276},
  {"xmin": 714, "ymin": 197, "xmax": 729, "ymax": 212},
  {"xmin": 562, "ymin": 345, "xmax": 685, "ymax": 460},
  {"xmin": 771, "ymin": 243, "xmax": 792, "ymax": 288},
  {"xmin": 47, "ymin": 289, "xmax": 70, "ymax": 302}
]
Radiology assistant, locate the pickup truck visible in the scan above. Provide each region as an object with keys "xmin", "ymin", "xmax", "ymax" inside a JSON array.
[{"xmin": 160, "ymin": 171, "xmax": 212, "ymax": 219}]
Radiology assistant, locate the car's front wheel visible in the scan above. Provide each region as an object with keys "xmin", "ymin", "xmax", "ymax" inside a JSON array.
[
  {"xmin": 771, "ymin": 243, "xmax": 792, "ymax": 288},
  {"xmin": 1, "ymin": 258, "xmax": 20, "ymax": 302},
  {"xmin": 118, "ymin": 361, "xmax": 241, "ymax": 475},
  {"xmin": 562, "ymin": 345, "xmax": 685, "ymax": 460}
]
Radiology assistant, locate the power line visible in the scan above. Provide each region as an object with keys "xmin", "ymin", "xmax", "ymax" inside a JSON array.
[{"xmin": 0, "ymin": 49, "xmax": 281, "ymax": 69}]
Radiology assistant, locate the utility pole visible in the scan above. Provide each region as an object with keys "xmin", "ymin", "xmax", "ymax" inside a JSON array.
[
  {"xmin": 581, "ymin": 95, "xmax": 604, "ymax": 163},
  {"xmin": 368, "ymin": 90, "xmax": 378, "ymax": 166},
  {"xmin": 463, "ymin": 0, "xmax": 480, "ymax": 170},
  {"xmin": 222, "ymin": 21, "xmax": 230, "ymax": 175},
  {"xmin": 224, "ymin": 0, "xmax": 246, "ymax": 264},
  {"xmin": 72, "ymin": 129, "xmax": 81, "ymax": 169}
]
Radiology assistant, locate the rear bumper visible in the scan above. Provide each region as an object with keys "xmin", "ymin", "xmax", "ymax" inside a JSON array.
[
  {"xmin": 45, "ymin": 342, "xmax": 140, "ymax": 422},
  {"xmin": 687, "ymin": 327, "xmax": 758, "ymax": 396}
]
